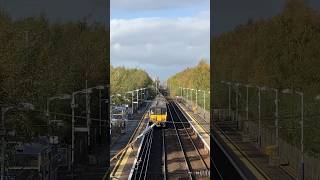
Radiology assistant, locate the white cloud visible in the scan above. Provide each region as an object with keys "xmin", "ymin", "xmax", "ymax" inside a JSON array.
[
  {"xmin": 111, "ymin": 11, "xmax": 210, "ymax": 72},
  {"xmin": 111, "ymin": 0, "xmax": 208, "ymax": 11}
]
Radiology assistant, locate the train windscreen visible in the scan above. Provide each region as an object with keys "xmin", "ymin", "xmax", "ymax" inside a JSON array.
[
  {"xmin": 161, "ymin": 108, "xmax": 166, "ymax": 115},
  {"xmin": 155, "ymin": 108, "xmax": 161, "ymax": 114},
  {"xmin": 150, "ymin": 107, "xmax": 166, "ymax": 115}
]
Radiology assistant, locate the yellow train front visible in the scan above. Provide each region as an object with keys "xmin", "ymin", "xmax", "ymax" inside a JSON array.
[{"xmin": 149, "ymin": 96, "xmax": 167, "ymax": 127}]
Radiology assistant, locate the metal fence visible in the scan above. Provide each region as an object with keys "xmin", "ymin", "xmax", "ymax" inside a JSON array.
[
  {"xmin": 213, "ymin": 80, "xmax": 320, "ymax": 180},
  {"xmin": 177, "ymin": 97, "xmax": 210, "ymax": 132}
]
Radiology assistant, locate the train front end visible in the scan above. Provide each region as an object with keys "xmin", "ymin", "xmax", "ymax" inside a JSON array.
[{"xmin": 149, "ymin": 96, "xmax": 167, "ymax": 127}]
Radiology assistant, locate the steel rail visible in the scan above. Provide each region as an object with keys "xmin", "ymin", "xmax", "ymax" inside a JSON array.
[
  {"xmin": 132, "ymin": 129, "xmax": 153, "ymax": 180},
  {"xmin": 167, "ymin": 103, "xmax": 193, "ymax": 180},
  {"xmin": 142, "ymin": 128, "xmax": 153, "ymax": 180},
  {"xmin": 133, "ymin": 130, "xmax": 148, "ymax": 180},
  {"xmin": 128, "ymin": 125, "xmax": 147, "ymax": 180},
  {"xmin": 170, "ymin": 101, "xmax": 210, "ymax": 172},
  {"xmin": 136, "ymin": 128, "xmax": 153, "ymax": 180},
  {"xmin": 162, "ymin": 129, "xmax": 167, "ymax": 180},
  {"xmin": 175, "ymin": 97, "xmax": 223, "ymax": 179},
  {"xmin": 173, "ymin": 100, "xmax": 211, "ymax": 155},
  {"xmin": 170, "ymin": 101, "xmax": 210, "ymax": 179}
]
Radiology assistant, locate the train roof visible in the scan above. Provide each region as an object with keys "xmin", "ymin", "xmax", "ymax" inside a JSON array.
[{"xmin": 150, "ymin": 95, "xmax": 167, "ymax": 108}]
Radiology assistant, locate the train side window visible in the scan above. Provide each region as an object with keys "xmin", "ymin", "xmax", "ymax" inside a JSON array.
[{"xmin": 150, "ymin": 108, "xmax": 155, "ymax": 114}]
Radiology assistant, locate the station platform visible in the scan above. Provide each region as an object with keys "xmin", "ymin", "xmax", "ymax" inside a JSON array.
[
  {"xmin": 109, "ymin": 102, "xmax": 151, "ymax": 180},
  {"xmin": 175, "ymin": 100, "xmax": 210, "ymax": 150},
  {"xmin": 214, "ymin": 123, "xmax": 294, "ymax": 180}
]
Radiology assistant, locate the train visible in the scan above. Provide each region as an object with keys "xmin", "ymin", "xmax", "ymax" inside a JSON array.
[{"xmin": 148, "ymin": 94, "xmax": 167, "ymax": 127}]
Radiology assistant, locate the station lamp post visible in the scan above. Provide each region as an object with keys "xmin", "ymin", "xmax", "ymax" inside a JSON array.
[
  {"xmin": 141, "ymin": 88, "xmax": 146, "ymax": 101},
  {"xmin": 195, "ymin": 89, "xmax": 198, "ymax": 107},
  {"xmin": 71, "ymin": 85, "xmax": 106, "ymax": 178},
  {"xmin": 183, "ymin": 87, "xmax": 185, "ymax": 99},
  {"xmin": 183, "ymin": 88, "xmax": 188, "ymax": 101},
  {"xmin": 71, "ymin": 88, "xmax": 91, "ymax": 178},
  {"xmin": 242, "ymin": 84, "xmax": 253, "ymax": 134},
  {"xmin": 221, "ymin": 81, "xmax": 232, "ymax": 118},
  {"xmin": 88, "ymin": 85, "xmax": 105, "ymax": 145},
  {"xmin": 235, "ymin": 83, "xmax": 252, "ymax": 131},
  {"xmin": 93, "ymin": 86, "xmax": 107, "ymax": 144},
  {"xmin": 98, "ymin": 87, "xmax": 105, "ymax": 139},
  {"xmin": 190, "ymin": 89, "xmax": 194, "ymax": 103},
  {"xmin": 135, "ymin": 88, "xmax": 143, "ymax": 109},
  {"xmin": 135, "ymin": 89, "xmax": 139, "ymax": 109},
  {"xmin": 256, "ymin": 85, "xmax": 262, "ymax": 147},
  {"xmin": 185, "ymin": 88, "xmax": 188, "ymax": 101},
  {"xmin": 233, "ymin": 83, "xmax": 240, "ymax": 129},
  {"xmin": 237, "ymin": 83, "xmax": 252, "ymax": 134},
  {"xmin": 1, "ymin": 103, "xmax": 34, "ymax": 180},
  {"xmin": 199, "ymin": 90, "xmax": 206, "ymax": 111},
  {"xmin": 245, "ymin": 84, "xmax": 252, "ymax": 126},
  {"xmin": 282, "ymin": 88, "xmax": 304, "ymax": 180},
  {"xmin": 244, "ymin": 84, "xmax": 262, "ymax": 147},
  {"xmin": 197, "ymin": 90, "xmax": 201, "ymax": 106},
  {"xmin": 138, "ymin": 88, "xmax": 142, "ymax": 102},
  {"xmin": 186, "ymin": 88, "xmax": 189, "ymax": 101},
  {"xmin": 141, "ymin": 88, "xmax": 144, "ymax": 101},
  {"xmin": 47, "ymin": 94, "xmax": 71, "ymax": 137},
  {"xmin": 126, "ymin": 91, "xmax": 134, "ymax": 114},
  {"xmin": 141, "ymin": 88, "xmax": 144, "ymax": 100},
  {"xmin": 260, "ymin": 86, "xmax": 279, "ymax": 155}
]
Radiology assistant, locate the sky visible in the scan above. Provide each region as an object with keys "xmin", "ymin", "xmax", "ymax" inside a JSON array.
[
  {"xmin": 111, "ymin": 0, "xmax": 210, "ymax": 81},
  {"xmin": 212, "ymin": 0, "xmax": 320, "ymax": 36},
  {"xmin": 212, "ymin": 0, "xmax": 285, "ymax": 36},
  {"xmin": 1, "ymin": 0, "xmax": 109, "ymax": 25}
]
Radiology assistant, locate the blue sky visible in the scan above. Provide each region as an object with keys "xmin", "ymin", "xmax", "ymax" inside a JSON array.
[
  {"xmin": 112, "ymin": 4, "xmax": 208, "ymax": 19},
  {"xmin": 111, "ymin": 0, "xmax": 210, "ymax": 81}
]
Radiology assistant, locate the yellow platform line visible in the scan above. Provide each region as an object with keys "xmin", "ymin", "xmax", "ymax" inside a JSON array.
[
  {"xmin": 108, "ymin": 104, "xmax": 150, "ymax": 179},
  {"xmin": 215, "ymin": 126, "xmax": 271, "ymax": 180}
]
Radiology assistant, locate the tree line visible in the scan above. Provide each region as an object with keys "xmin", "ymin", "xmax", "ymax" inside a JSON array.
[
  {"xmin": 167, "ymin": 60, "xmax": 210, "ymax": 110},
  {"xmin": 0, "ymin": 11, "xmax": 109, "ymax": 139},
  {"xmin": 212, "ymin": 0, "xmax": 320, "ymax": 154},
  {"xmin": 110, "ymin": 66, "xmax": 154, "ymax": 104}
]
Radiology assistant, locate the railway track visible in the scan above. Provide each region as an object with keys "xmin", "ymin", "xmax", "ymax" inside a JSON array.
[{"xmin": 130, "ymin": 99, "xmax": 210, "ymax": 180}]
